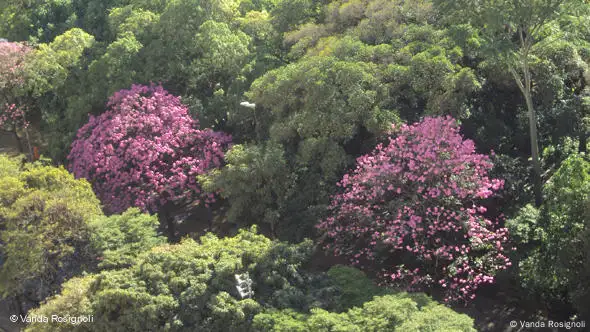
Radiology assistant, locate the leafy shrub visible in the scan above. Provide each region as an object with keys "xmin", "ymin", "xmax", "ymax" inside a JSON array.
[
  {"xmin": 89, "ymin": 208, "xmax": 166, "ymax": 269},
  {"xmin": 28, "ymin": 227, "xmax": 476, "ymax": 331},
  {"xmin": 252, "ymin": 293, "xmax": 476, "ymax": 332},
  {"xmin": 0, "ymin": 155, "xmax": 167, "ymax": 313},
  {"xmin": 27, "ymin": 227, "xmax": 321, "ymax": 331},
  {"xmin": 318, "ymin": 116, "xmax": 511, "ymax": 302},
  {"xmin": 0, "ymin": 158, "xmax": 102, "ymax": 303},
  {"xmin": 326, "ymin": 265, "xmax": 388, "ymax": 311},
  {"xmin": 0, "ymin": 154, "xmax": 22, "ymax": 178}
]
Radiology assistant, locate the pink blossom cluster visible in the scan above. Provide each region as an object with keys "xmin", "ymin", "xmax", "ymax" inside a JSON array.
[
  {"xmin": 0, "ymin": 41, "xmax": 30, "ymax": 91},
  {"xmin": 317, "ymin": 116, "xmax": 511, "ymax": 302},
  {"xmin": 68, "ymin": 84, "xmax": 231, "ymax": 214},
  {"xmin": 0, "ymin": 104, "xmax": 29, "ymax": 130}
]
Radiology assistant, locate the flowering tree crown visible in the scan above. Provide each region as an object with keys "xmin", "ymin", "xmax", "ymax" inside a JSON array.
[
  {"xmin": 318, "ymin": 116, "xmax": 511, "ymax": 302},
  {"xmin": 68, "ymin": 84, "xmax": 231, "ymax": 213},
  {"xmin": 0, "ymin": 41, "xmax": 30, "ymax": 92}
]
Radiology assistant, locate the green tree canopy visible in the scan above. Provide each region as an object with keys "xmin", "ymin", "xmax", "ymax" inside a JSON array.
[
  {"xmin": 27, "ymin": 228, "xmax": 475, "ymax": 331},
  {"xmin": 508, "ymin": 153, "xmax": 590, "ymax": 319},
  {"xmin": 0, "ymin": 155, "xmax": 102, "ymax": 303}
]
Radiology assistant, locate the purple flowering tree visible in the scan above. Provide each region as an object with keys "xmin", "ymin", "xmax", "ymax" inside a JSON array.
[
  {"xmin": 68, "ymin": 84, "xmax": 231, "ymax": 235},
  {"xmin": 317, "ymin": 116, "xmax": 511, "ymax": 302}
]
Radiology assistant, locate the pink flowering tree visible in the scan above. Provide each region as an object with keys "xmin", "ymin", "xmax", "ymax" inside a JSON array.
[
  {"xmin": 0, "ymin": 41, "xmax": 30, "ymax": 94},
  {"xmin": 0, "ymin": 41, "xmax": 33, "ymax": 156},
  {"xmin": 317, "ymin": 116, "xmax": 511, "ymax": 302},
  {"xmin": 0, "ymin": 104, "xmax": 29, "ymax": 132},
  {"xmin": 68, "ymin": 84, "xmax": 231, "ymax": 231}
]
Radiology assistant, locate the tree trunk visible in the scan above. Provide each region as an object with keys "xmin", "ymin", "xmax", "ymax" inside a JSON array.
[
  {"xmin": 514, "ymin": 29, "xmax": 543, "ymax": 207},
  {"xmin": 524, "ymin": 90, "xmax": 543, "ymax": 207},
  {"xmin": 160, "ymin": 204, "xmax": 176, "ymax": 242},
  {"xmin": 12, "ymin": 129, "xmax": 24, "ymax": 153},
  {"xmin": 511, "ymin": 64, "xmax": 543, "ymax": 207},
  {"xmin": 24, "ymin": 127, "xmax": 33, "ymax": 162},
  {"xmin": 580, "ymin": 97, "xmax": 589, "ymax": 153}
]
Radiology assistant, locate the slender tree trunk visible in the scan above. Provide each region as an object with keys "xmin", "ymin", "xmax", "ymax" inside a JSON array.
[
  {"xmin": 24, "ymin": 127, "xmax": 33, "ymax": 161},
  {"xmin": 524, "ymin": 89, "xmax": 543, "ymax": 207},
  {"xmin": 580, "ymin": 95, "xmax": 589, "ymax": 153},
  {"xmin": 510, "ymin": 65, "xmax": 543, "ymax": 207},
  {"xmin": 512, "ymin": 29, "xmax": 543, "ymax": 207},
  {"xmin": 522, "ymin": 42, "xmax": 543, "ymax": 207},
  {"xmin": 12, "ymin": 129, "xmax": 24, "ymax": 153}
]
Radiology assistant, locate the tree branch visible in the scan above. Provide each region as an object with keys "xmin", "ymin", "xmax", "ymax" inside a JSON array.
[{"xmin": 509, "ymin": 66, "xmax": 526, "ymax": 95}]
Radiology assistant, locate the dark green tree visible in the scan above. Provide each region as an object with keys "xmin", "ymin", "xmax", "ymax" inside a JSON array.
[
  {"xmin": 435, "ymin": 0, "xmax": 590, "ymax": 206},
  {"xmin": 508, "ymin": 153, "xmax": 590, "ymax": 319}
]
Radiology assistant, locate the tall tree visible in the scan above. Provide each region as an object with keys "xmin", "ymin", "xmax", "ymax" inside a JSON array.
[
  {"xmin": 0, "ymin": 0, "xmax": 77, "ymax": 43},
  {"xmin": 435, "ymin": 0, "xmax": 589, "ymax": 206}
]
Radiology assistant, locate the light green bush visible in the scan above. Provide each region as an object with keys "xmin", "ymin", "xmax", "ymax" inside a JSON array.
[
  {"xmin": 0, "ymin": 158, "xmax": 102, "ymax": 300},
  {"xmin": 252, "ymin": 293, "xmax": 476, "ymax": 332}
]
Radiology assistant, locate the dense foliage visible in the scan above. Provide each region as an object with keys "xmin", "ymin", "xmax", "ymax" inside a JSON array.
[
  {"xmin": 508, "ymin": 153, "xmax": 590, "ymax": 319},
  {"xmin": 2, "ymin": 0, "xmax": 590, "ymax": 329},
  {"xmin": 0, "ymin": 155, "xmax": 102, "ymax": 306},
  {"xmin": 89, "ymin": 208, "xmax": 166, "ymax": 270},
  {"xmin": 318, "ymin": 116, "xmax": 511, "ymax": 302},
  {"xmin": 253, "ymin": 293, "xmax": 476, "ymax": 332},
  {"xmin": 68, "ymin": 84, "xmax": 231, "ymax": 214},
  {"xmin": 0, "ymin": 154, "xmax": 169, "ymax": 313},
  {"xmin": 27, "ymin": 228, "xmax": 475, "ymax": 331},
  {"xmin": 202, "ymin": 55, "xmax": 399, "ymax": 240}
]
